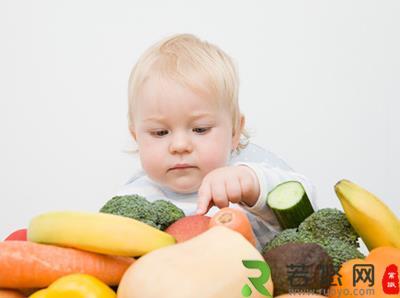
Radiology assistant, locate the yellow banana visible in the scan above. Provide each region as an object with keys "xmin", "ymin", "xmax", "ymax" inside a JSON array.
[
  {"xmin": 28, "ymin": 211, "xmax": 176, "ymax": 257},
  {"xmin": 335, "ymin": 179, "xmax": 400, "ymax": 251}
]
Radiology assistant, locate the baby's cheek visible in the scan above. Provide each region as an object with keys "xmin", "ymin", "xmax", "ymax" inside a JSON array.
[
  {"xmin": 200, "ymin": 148, "xmax": 230, "ymax": 172},
  {"xmin": 139, "ymin": 151, "xmax": 164, "ymax": 180}
]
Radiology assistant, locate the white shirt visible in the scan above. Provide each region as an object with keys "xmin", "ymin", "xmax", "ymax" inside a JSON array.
[{"xmin": 116, "ymin": 143, "xmax": 317, "ymax": 250}]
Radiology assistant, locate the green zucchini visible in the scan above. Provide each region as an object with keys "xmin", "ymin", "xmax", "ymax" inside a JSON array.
[{"xmin": 267, "ymin": 181, "xmax": 314, "ymax": 229}]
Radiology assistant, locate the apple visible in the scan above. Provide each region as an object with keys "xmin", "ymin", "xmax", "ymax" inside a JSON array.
[
  {"xmin": 165, "ymin": 215, "xmax": 210, "ymax": 243},
  {"xmin": 4, "ymin": 228, "xmax": 27, "ymax": 241}
]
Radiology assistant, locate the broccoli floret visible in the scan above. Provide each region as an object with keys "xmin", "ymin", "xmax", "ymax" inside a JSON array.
[
  {"xmin": 100, "ymin": 195, "xmax": 159, "ymax": 228},
  {"xmin": 319, "ymin": 239, "xmax": 365, "ymax": 272},
  {"xmin": 152, "ymin": 200, "xmax": 185, "ymax": 230},
  {"xmin": 262, "ymin": 208, "xmax": 364, "ymax": 272},
  {"xmin": 298, "ymin": 208, "xmax": 359, "ymax": 246},
  {"xmin": 261, "ymin": 228, "xmax": 299, "ymax": 254},
  {"xmin": 294, "ymin": 232, "xmax": 364, "ymax": 271},
  {"xmin": 99, "ymin": 195, "xmax": 184, "ymax": 230}
]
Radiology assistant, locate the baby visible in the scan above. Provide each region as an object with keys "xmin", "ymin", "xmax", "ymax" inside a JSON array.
[{"xmin": 117, "ymin": 33, "xmax": 316, "ymax": 249}]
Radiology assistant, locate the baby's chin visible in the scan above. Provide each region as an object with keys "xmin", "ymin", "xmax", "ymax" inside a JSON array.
[
  {"xmin": 167, "ymin": 183, "xmax": 199, "ymax": 194},
  {"xmin": 164, "ymin": 179, "xmax": 201, "ymax": 194}
]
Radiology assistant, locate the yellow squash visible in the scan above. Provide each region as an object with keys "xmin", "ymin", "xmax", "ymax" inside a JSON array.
[{"xmin": 117, "ymin": 226, "xmax": 273, "ymax": 298}]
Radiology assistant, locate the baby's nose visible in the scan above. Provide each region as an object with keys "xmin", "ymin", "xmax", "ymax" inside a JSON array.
[{"xmin": 169, "ymin": 132, "xmax": 193, "ymax": 154}]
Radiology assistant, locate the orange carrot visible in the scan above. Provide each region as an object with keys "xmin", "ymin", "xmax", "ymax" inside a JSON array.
[
  {"xmin": 0, "ymin": 289, "xmax": 25, "ymax": 298},
  {"xmin": 209, "ymin": 207, "xmax": 257, "ymax": 246},
  {"xmin": 0, "ymin": 241, "xmax": 134, "ymax": 289}
]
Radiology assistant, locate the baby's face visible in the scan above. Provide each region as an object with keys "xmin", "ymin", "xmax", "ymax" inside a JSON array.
[{"xmin": 131, "ymin": 77, "xmax": 237, "ymax": 193}]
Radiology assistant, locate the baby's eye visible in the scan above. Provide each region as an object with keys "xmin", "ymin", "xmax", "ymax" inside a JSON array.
[
  {"xmin": 193, "ymin": 127, "xmax": 210, "ymax": 134},
  {"xmin": 151, "ymin": 130, "xmax": 169, "ymax": 137}
]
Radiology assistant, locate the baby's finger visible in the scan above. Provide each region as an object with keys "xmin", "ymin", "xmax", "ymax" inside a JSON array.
[
  {"xmin": 196, "ymin": 182, "xmax": 212, "ymax": 215},
  {"xmin": 211, "ymin": 180, "xmax": 229, "ymax": 209},
  {"xmin": 225, "ymin": 177, "xmax": 242, "ymax": 204},
  {"xmin": 204, "ymin": 200, "xmax": 215, "ymax": 214}
]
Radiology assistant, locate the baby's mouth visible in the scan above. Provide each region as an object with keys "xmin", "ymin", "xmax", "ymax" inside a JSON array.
[{"xmin": 168, "ymin": 164, "xmax": 197, "ymax": 171}]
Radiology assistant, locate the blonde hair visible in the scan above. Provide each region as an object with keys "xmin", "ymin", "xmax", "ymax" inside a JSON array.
[{"xmin": 128, "ymin": 33, "xmax": 248, "ymax": 150}]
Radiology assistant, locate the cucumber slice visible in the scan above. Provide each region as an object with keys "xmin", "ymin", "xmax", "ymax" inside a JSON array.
[{"xmin": 267, "ymin": 181, "xmax": 314, "ymax": 229}]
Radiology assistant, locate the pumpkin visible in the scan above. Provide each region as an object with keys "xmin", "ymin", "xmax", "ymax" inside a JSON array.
[
  {"xmin": 329, "ymin": 246, "xmax": 400, "ymax": 298},
  {"xmin": 117, "ymin": 226, "xmax": 273, "ymax": 298}
]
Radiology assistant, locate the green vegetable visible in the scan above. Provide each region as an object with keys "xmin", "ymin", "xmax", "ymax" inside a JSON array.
[
  {"xmin": 267, "ymin": 181, "xmax": 314, "ymax": 229},
  {"xmin": 99, "ymin": 195, "xmax": 184, "ymax": 230},
  {"xmin": 262, "ymin": 208, "xmax": 364, "ymax": 271},
  {"xmin": 320, "ymin": 238, "xmax": 364, "ymax": 271},
  {"xmin": 262, "ymin": 228, "xmax": 298, "ymax": 251},
  {"xmin": 298, "ymin": 208, "xmax": 359, "ymax": 246},
  {"xmin": 152, "ymin": 200, "xmax": 185, "ymax": 230}
]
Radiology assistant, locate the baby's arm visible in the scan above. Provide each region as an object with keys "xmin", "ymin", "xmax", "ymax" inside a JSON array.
[
  {"xmin": 196, "ymin": 162, "xmax": 316, "ymax": 227},
  {"xmin": 195, "ymin": 143, "xmax": 316, "ymax": 248},
  {"xmin": 233, "ymin": 162, "xmax": 317, "ymax": 223}
]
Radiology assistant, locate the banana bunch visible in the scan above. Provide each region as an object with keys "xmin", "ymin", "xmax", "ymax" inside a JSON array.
[
  {"xmin": 28, "ymin": 211, "xmax": 176, "ymax": 257},
  {"xmin": 335, "ymin": 179, "xmax": 400, "ymax": 251}
]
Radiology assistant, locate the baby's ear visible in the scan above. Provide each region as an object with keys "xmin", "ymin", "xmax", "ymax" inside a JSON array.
[
  {"xmin": 232, "ymin": 114, "xmax": 245, "ymax": 150},
  {"xmin": 129, "ymin": 125, "xmax": 137, "ymax": 140}
]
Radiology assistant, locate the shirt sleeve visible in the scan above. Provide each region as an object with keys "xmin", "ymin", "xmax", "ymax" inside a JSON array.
[{"xmin": 232, "ymin": 147, "xmax": 317, "ymax": 230}]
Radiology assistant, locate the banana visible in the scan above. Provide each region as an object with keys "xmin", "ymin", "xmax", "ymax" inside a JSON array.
[
  {"xmin": 335, "ymin": 179, "xmax": 400, "ymax": 251},
  {"xmin": 28, "ymin": 211, "xmax": 176, "ymax": 257}
]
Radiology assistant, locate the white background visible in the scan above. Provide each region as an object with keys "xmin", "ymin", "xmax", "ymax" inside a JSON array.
[{"xmin": 1, "ymin": 1, "xmax": 399, "ymax": 240}]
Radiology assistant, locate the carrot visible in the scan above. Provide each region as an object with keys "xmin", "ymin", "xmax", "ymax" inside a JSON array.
[
  {"xmin": 209, "ymin": 207, "xmax": 257, "ymax": 246},
  {"xmin": 0, "ymin": 289, "xmax": 25, "ymax": 298},
  {"xmin": 0, "ymin": 241, "xmax": 134, "ymax": 289}
]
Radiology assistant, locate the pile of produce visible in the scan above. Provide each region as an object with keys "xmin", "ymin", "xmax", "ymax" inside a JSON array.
[
  {"xmin": 261, "ymin": 180, "xmax": 400, "ymax": 297},
  {"xmin": 0, "ymin": 180, "xmax": 399, "ymax": 298},
  {"xmin": 262, "ymin": 208, "xmax": 364, "ymax": 271}
]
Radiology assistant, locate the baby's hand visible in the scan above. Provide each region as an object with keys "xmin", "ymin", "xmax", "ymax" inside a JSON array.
[{"xmin": 196, "ymin": 165, "xmax": 260, "ymax": 215}]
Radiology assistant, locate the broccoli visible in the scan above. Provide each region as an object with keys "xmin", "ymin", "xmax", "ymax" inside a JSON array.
[
  {"xmin": 99, "ymin": 195, "xmax": 158, "ymax": 228},
  {"xmin": 261, "ymin": 228, "xmax": 299, "ymax": 254},
  {"xmin": 100, "ymin": 194, "xmax": 184, "ymax": 230},
  {"xmin": 262, "ymin": 208, "xmax": 364, "ymax": 272},
  {"xmin": 152, "ymin": 200, "xmax": 185, "ymax": 230},
  {"xmin": 298, "ymin": 208, "xmax": 359, "ymax": 246},
  {"xmin": 320, "ymin": 239, "xmax": 365, "ymax": 272}
]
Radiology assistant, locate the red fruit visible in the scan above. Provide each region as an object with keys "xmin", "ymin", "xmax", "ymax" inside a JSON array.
[
  {"xmin": 165, "ymin": 215, "xmax": 211, "ymax": 243},
  {"xmin": 4, "ymin": 229, "xmax": 27, "ymax": 241}
]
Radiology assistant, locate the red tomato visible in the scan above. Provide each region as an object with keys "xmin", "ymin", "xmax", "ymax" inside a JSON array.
[{"xmin": 4, "ymin": 228, "xmax": 27, "ymax": 241}]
